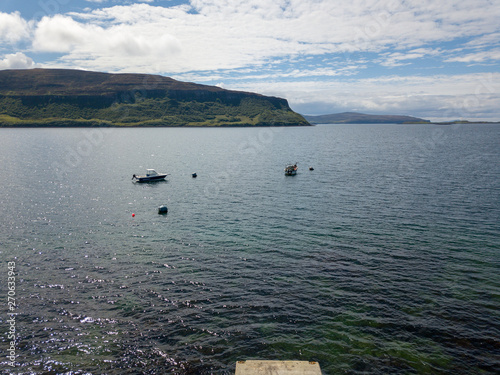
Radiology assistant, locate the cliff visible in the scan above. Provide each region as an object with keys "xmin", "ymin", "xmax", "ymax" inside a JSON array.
[{"xmin": 0, "ymin": 69, "xmax": 309, "ymax": 127}]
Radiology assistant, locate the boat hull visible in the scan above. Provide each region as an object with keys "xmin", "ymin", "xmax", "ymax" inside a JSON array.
[{"xmin": 136, "ymin": 175, "xmax": 167, "ymax": 182}]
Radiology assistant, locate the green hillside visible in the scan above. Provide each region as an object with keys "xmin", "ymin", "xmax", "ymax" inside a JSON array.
[{"xmin": 0, "ymin": 69, "xmax": 309, "ymax": 127}]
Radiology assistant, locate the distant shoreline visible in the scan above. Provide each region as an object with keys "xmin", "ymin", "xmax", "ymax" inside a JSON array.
[
  {"xmin": 303, "ymin": 112, "xmax": 499, "ymax": 125},
  {"xmin": 308, "ymin": 121, "xmax": 500, "ymax": 125},
  {"xmin": 428, "ymin": 121, "xmax": 500, "ymax": 125},
  {"xmin": 1, "ymin": 122, "xmax": 499, "ymax": 128}
]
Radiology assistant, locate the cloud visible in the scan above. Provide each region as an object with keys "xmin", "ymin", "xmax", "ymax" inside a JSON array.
[
  {"xmin": 0, "ymin": 12, "xmax": 31, "ymax": 44},
  {"xmin": 464, "ymin": 33, "xmax": 500, "ymax": 49},
  {"xmin": 230, "ymin": 72, "xmax": 500, "ymax": 121},
  {"xmin": 33, "ymin": 15, "xmax": 90, "ymax": 53},
  {"xmin": 445, "ymin": 49, "xmax": 500, "ymax": 63},
  {"xmin": 33, "ymin": 12, "xmax": 182, "ymax": 66},
  {"xmin": 25, "ymin": 0, "xmax": 498, "ymax": 74},
  {"xmin": 379, "ymin": 48, "xmax": 442, "ymax": 67},
  {"xmin": 0, "ymin": 53, "xmax": 35, "ymax": 70}
]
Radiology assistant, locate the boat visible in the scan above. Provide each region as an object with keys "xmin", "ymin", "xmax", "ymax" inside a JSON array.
[
  {"xmin": 284, "ymin": 164, "xmax": 298, "ymax": 176},
  {"xmin": 132, "ymin": 169, "xmax": 167, "ymax": 182}
]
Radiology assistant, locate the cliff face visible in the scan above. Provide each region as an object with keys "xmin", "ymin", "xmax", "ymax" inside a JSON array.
[{"xmin": 0, "ymin": 69, "xmax": 309, "ymax": 127}]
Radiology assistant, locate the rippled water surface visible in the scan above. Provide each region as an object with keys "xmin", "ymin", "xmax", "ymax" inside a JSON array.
[{"xmin": 0, "ymin": 124, "xmax": 499, "ymax": 374}]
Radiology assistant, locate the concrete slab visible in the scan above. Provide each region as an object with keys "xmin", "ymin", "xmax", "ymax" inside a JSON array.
[{"xmin": 235, "ymin": 360, "xmax": 322, "ymax": 375}]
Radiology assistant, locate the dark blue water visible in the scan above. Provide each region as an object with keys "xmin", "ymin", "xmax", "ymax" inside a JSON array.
[{"xmin": 0, "ymin": 124, "xmax": 499, "ymax": 374}]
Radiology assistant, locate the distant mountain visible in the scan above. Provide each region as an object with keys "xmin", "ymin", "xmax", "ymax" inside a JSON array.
[
  {"xmin": 303, "ymin": 112, "xmax": 430, "ymax": 124},
  {"xmin": 0, "ymin": 69, "xmax": 309, "ymax": 127}
]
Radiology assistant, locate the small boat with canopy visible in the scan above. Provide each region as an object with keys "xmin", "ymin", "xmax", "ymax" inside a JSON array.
[{"xmin": 284, "ymin": 164, "xmax": 298, "ymax": 176}]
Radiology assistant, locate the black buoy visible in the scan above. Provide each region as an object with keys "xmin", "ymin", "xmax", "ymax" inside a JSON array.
[
  {"xmin": 158, "ymin": 205, "xmax": 168, "ymax": 214},
  {"xmin": 309, "ymin": 167, "xmax": 314, "ymax": 171},
  {"xmin": 192, "ymin": 173, "xmax": 197, "ymax": 178}
]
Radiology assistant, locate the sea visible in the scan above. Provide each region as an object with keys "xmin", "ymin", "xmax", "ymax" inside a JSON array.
[{"xmin": 0, "ymin": 124, "xmax": 499, "ymax": 374}]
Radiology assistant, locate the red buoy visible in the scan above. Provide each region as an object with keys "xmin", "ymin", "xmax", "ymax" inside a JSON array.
[{"xmin": 132, "ymin": 213, "xmax": 135, "ymax": 217}]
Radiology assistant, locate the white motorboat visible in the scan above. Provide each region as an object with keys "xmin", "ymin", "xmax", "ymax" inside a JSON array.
[{"xmin": 132, "ymin": 169, "xmax": 167, "ymax": 182}]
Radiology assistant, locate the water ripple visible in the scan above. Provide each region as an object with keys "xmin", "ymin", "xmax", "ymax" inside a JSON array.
[{"xmin": 0, "ymin": 125, "xmax": 499, "ymax": 374}]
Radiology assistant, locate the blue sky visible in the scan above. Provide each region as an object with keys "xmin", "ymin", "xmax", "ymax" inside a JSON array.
[{"xmin": 1, "ymin": 0, "xmax": 499, "ymax": 120}]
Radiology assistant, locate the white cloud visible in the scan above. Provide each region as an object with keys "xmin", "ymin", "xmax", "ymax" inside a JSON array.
[
  {"xmin": 445, "ymin": 49, "xmax": 500, "ymax": 63},
  {"xmin": 0, "ymin": 53, "xmax": 35, "ymax": 70},
  {"xmin": 173, "ymin": 64, "xmax": 362, "ymax": 83},
  {"xmin": 33, "ymin": 12, "xmax": 182, "ymax": 66},
  {"xmin": 230, "ymin": 72, "xmax": 500, "ymax": 121},
  {"xmin": 464, "ymin": 33, "xmax": 500, "ymax": 49},
  {"xmin": 33, "ymin": 15, "xmax": 90, "ymax": 52},
  {"xmin": 379, "ymin": 48, "xmax": 442, "ymax": 67},
  {"xmin": 0, "ymin": 12, "xmax": 31, "ymax": 44},
  {"xmin": 27, "ymin": 0, "xmax": 499, "ymax": 74}
]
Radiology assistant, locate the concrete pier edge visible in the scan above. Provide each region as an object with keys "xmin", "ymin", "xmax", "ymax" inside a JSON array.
[{"xmin": 235, "ymin": 360, "xmax": 322, "ymax": 375}]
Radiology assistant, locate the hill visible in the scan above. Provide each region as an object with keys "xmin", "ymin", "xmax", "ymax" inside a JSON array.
[
  {"xmin": 0, "ymin": 69, "xmax": 309, "ymax": 127},
  {"xmin": 304, "ymin": 112, "xmax": 430, "ymax": 124}
]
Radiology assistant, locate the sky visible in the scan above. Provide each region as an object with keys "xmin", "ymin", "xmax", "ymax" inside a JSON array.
[{"xmin": 0, "ymin": 0, "xmax": 499, "ymax": 121}]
